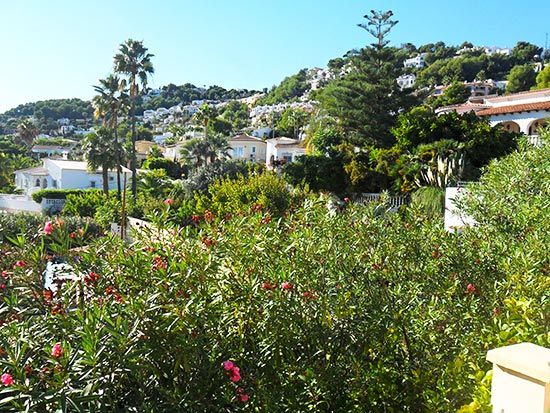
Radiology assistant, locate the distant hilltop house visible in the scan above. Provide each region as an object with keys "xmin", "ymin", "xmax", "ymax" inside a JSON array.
[
  {"xmin": 404, "ymin": 53, "xmax": 427, "ymax": 69},
  {"xmin": 14, "ymin": 158, "xmax": 131, "ymax": 195},
  {"xmin": 431, "ymin": 80, "xmax": 504, "ymax": 102},
  {"xmin": 397, "ymin": 74, "xmax": 416, "ymax": 89}
]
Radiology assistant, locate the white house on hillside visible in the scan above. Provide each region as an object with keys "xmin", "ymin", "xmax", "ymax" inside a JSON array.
[
  {"xmin": 266, "ymin": 137, "xmax": 306, "ymax": 168},
  {"xmin": 228, "ymin": 134, "xmax": 267, "ymax": 163},
  {"xmin": 404, "ymin": 53, "xmax": 426, "ymax": 69},
  {"xmin": 14, "ymin": 159, "xmax": 131, "ymax": 195}
]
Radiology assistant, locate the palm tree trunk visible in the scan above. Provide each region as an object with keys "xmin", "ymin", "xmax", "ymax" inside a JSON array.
[
  {"xmin": 114, "ymin": 124, "xmax": 121, "ymax": 200},
  {"xmin": 130, "ymin": 99, "xmax": 137, "ymax": 198},
  {"xmin": 102, "ymin": 166, "xmax": 109, "ymax": 196}
]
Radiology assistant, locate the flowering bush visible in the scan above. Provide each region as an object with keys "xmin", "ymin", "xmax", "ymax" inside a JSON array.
[{"xmin": 0, "ymin": 157, "xmax": 548, "ymax": 412}]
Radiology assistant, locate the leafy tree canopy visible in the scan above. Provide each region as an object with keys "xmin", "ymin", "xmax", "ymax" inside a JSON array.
[
  {"xmin": 506, "ymin": 64, "xmax": 537, "ymax": 93},
  {"xmin": 259, "ymin": 69, "xmax": 310, "ymax": 105}
]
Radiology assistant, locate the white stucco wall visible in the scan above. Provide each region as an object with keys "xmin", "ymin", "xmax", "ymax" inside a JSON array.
[
  {"xmin": 444, "ymin": 187, "xmax": 476, "ymax": 231},
  {"xmin": 488, "ymin": 110, "xmax": 550, "ymax": 135}
]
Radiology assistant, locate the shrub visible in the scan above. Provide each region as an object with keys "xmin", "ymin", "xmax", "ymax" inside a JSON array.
[
  {"xmin": 62, "ymin": 190, "xmax": 106, "ymax": 217},
  {"xmin": 410, "ymin": 186, "xmax": 445, "ymax": 218},
  {"xmin": 32, "ymin": 189, "xmax": 93, "ymax": 203},
  {"xmin": 0, "ymin": 197, "xmax": 502, "ymax": 411},
  {"xmin": 195, "ymin": 171, "xmax": 300, "ymax": 218},
  {"xmin": 184, "ymin": 160, "xmax": 263, "ymax": 196}
]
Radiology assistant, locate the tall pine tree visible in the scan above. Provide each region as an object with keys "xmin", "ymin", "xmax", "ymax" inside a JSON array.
[{"xmin": 320, "ymin": 10, "xmax": 416, "ymax": 148}]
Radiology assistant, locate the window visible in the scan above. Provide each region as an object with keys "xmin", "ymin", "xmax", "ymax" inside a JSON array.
[
  {"xmin": 252, "ymin": 146, "xmax": 256, "ymax": 153},
  {"xmin": 35, "ymin": 178, "xmax": 40, "ymax": 187},
  {"xmin": 90, "ymin": 181, "xmax": 96, "ymax": 188},
  {"xmin": 233, "ymin": 147, "xmax": 244, "ymax": 158},
  {"xmin": 109, "ymin": 176, "xmax": 114, "ymax": 181}
]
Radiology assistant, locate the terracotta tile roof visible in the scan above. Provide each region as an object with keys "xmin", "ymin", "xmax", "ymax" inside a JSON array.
[
  {"xmin": 230, "ymin": 134, "xmax": 264, "ymax": 142},
  {"xmin": 476, "ymin": 101, "xmax": 550, "ymax": 116}
]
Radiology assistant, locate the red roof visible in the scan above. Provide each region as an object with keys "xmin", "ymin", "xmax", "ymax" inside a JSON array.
[{"xmin": 476, "ymin": 101, "xmax": 550, "ymax": 116}]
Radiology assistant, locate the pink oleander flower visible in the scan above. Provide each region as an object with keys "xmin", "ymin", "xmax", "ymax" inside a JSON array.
[
  {"xmin": 466, "ymin": 283, "xmax": 477, "ymax": 295},
  {"xmin": 281, "ymin": 282, "xmax": 293, "ymax": 290},
  {"xmin": 1, "ymin": 271, "xmax": 8, "ymax": 277},
  {"xmin": 230, "ymin": 369, "xmax": 241, "ymax": 382},
  {"xmin": 14, "ymin": 261, "xmax": 25, "ymax": 268},
  {"xmin": 43, "ymin": 221, "xmax": 54, "ymax": 235},
  {"xmin": 164, "ymin": 198, "xmax": 173, "ymax": 205},
  {"xmin": 51, "ymin": 343, "xmax": 62, "ymax": 358},
  {"xmin": 223, "ymin": 360, "xmax": 235, "ymax": 371},
  {"xmin": 1, "ymin": 373, "xmax": 13, "ymax": 386},
  {"xmin": 237, "ymin": 393, "xmax": 249, "ymax": 402}
]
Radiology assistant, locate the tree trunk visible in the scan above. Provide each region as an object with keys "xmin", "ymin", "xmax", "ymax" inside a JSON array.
[
  {"xmin": 102, "ymin": 166, "xmax": 109, "ymax": 196},
  {"xmin": 114, "ymin": 128, "xmax": 121, "ymax": 200},
  {"xmin": 130, "ymin": 99, "xmax": 137, "ymax": 198}
]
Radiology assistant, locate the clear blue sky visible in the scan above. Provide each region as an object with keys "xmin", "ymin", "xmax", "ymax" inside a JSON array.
[{"xmin": 1, "ymin": 0, "xmax": 549, "ymax": 114}]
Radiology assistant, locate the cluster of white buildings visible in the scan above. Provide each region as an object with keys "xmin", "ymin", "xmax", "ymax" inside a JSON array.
[{"xmin": 249, "ymin": 101, "xmax": 315, "ymax": 127}]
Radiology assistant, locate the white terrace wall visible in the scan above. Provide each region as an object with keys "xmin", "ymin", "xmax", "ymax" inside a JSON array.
[
  {"xmin": 444, "ymin": 187, "xmax": 476, "ymax": 231},
  {"xmin": 0, "ymin": 195, "xmax": 42, "ymax": 214}
]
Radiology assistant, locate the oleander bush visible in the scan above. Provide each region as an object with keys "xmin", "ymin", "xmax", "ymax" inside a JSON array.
[{"xmin": 1, "ymin": 142, "xmax": 550, "ymax": 411}]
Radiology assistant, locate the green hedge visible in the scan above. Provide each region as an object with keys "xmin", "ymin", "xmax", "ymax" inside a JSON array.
[{"xmin": 31, "ymin": 189, "xmax": 103, "ymax": 203}]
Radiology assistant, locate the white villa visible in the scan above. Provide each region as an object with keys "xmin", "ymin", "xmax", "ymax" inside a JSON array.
[
  {"xmin": 475, "ymin": 88, "xmax": 550, "ymax": 135},
  {"xmin": 14, "ymin": 158, "xmax": 131, "ymax": 195},
  {"xmin": 403, "ymin": 53, "xmax": 426, "ymax": 69},
  {"xmin": 266, "ymin": 137, "xmax": 306, "ymax": 167},
  {"xmin": 228, "ymin": 134, "xmax": 267, "ymax": 163}
]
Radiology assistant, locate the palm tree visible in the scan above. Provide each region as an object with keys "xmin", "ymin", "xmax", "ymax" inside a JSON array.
[
  {"xmin": 82, "ymin": 128, "xmax": 117, "ymax": 195},
  {"xmin": 92, "ymin": 74, "xmax": 128, "ymax": 199},
  {"xmin": 180, "ymin": 138, "xmax": 210, "ymax": 168},
  {"xmin": 206, "ymin": 134, "xmax": 232, "ymax": 163},
  {"xmin": 193, "ymin": 104, "xmax": 217, "ymax": 142},
  {"xmin": 17, "ymin": 119, "xmax": 39, "ymax": 154},
  {"xmin": 113, "ymin": 39, "xmax": 154, "ymax": 197}
]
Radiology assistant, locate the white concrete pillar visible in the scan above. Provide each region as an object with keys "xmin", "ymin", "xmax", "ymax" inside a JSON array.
[{"xmin": 487, "ymin": 342, "xmax": 550, "ymax": 413}]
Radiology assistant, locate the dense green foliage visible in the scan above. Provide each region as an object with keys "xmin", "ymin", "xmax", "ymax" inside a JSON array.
[
  {"xmin": 259, "ymin": 69, "xmax": 310, "ymax": 105},
  {"xmin": 195, "ymin": 172, "xmax": 300, "ymax": 218},
  {"xmin": 140, "ymin": 83, "xmax": 260, "ymax": 112},
  {"xmin": 3, "ymin": 138, "xmax": 550, "ymax": 410},
  {"xmin": 142, "ymin": 157, "xmax": 183, "ymax": 179},
  {"xmin": 506, "ymin": 64, "xmax": 537, "ymax": 93},
  {"xmin": 0, "ymin": 99, "xmax": 93, "ymax": 123},
  {"xmin": 31, "ymin": 189, "xmax": 99, "ymax": 203}
]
